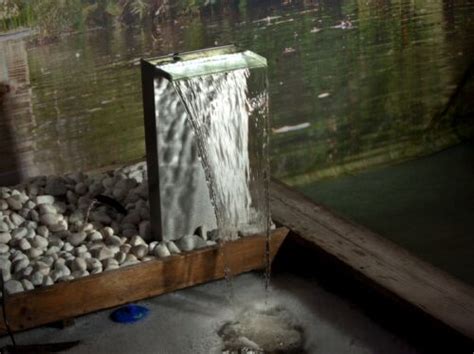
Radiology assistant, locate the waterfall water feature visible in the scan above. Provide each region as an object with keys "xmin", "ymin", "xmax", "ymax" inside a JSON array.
[
  {"xmin": 171, "ymin": 62, "xmax": 301, "ymax": 353},
  {"xmin": 171, "ymin": 66, "xmax": 272, "ymax": 293},
  {"xmin": 143, "ymin": 49, "xmax": 301, "ymax": 352},
  {"xmin": 172, "ymin": 69, "xmax": 253, "ymax": 241},
  {"xmin": 151, "ymin": 50, "xmax": 271, "ymax": 293}
]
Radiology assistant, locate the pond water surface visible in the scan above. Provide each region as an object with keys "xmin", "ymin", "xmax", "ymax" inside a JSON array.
[{"xmin": 0, "ymin": 0, "xmax": 473, "ymax": 185}]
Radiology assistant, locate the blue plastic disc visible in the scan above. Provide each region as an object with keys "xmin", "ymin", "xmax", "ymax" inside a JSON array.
[{"xmin": 110, "ymin": 304, "xmax": 149, "ymax": 324}]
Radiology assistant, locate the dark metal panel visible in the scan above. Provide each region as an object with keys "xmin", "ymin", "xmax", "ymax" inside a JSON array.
[{"xmin": 141, "ymin": 59, "xmax": 163, "ymax": 240}]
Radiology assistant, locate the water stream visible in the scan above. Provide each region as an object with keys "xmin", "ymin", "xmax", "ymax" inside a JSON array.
[
  {"xmin": 168, "ymin": 56, "xmax": 293, "ymax": 351},
  {"xmin": 171, "ymin": 64, "xmax": 271, "ymax": 274},
  {"xmin": 173, "ymin": 69, "xmax": 254, "ymax": 241}
]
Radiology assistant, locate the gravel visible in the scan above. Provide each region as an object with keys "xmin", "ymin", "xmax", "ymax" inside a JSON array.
[{"xmin": 0, "ymin": 162, "xmax": 215, "ymax": 296}]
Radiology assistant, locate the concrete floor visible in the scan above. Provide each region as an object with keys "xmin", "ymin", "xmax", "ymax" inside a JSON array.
[
  {"xmin": 0, "ymin": 273, "xmax": 418, "ymax": 353},
  {"xmin": 299, "ymin": 141, "xmax": 474, "ymax": 285}
]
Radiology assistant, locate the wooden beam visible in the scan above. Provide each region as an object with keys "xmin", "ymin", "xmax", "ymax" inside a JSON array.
[
  {"xmin": 270, "ymin": 180, "xmax": 474, "ymax": 340},
  {"xmin": 0, "ymin": 228, "xmax": 288, "ymax": 334}
]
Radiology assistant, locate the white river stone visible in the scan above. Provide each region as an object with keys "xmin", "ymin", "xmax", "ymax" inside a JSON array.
[
  {"xmin": 74, "ymin": 245, "xmax": 88, "ymax": 255},
  {"xmin": 54, "ymin": 202, "xmax": 67, "ymax": 214},
  {"xmin": 0, "ymin": 200, "xmax": 8, "ymax": 211},
  {"xmin": 101, "ymin": 226, "xmax": 114, "ymax": 238},
  {"xmin": 153, "ymin": 243, "xmax": 171, "ymax": 258},
  {"xmin": 38, "ymin": 204, "xmax": 57, "ymax": 215},
  {"xmin": 30, "ymin": 271, "xmax": 44, "ymax": 286},
  {"xmin": 25, "ymin": 219, "xmax": 38, "ymax": 229},
  {"xmin": 88, "ymin": 231, "xmax": 103, "ymax": 242},
  {"xmin": 42, "ymin": 276, "xmax": 54, "ymax": 286},
  {"xmin": 45, "ymin": 246, "xmax": 61, "ymax": 256},
  {"xmin": 105, "ymin": 235, "xmax": 122, "ymax": 247},
  {"xmin": 36, "ymin": 195, "xmax": 55, "ymax": 205},
  {"xmin": 40, "ymin": 213, "xmax": 60, "ymax": 226},
  {"xmin": 31, "ymin": 235, "xmax": 48, "ymax": 249},
  {"xmin": 129, "ymin": 235, "xmax": 145, "ymax": 247},
  {"xmin": 28, "ymin": 248, "xmax": 44, "ymax": 259},
  {"xmin": 21, "ymin": 279, "xmax": 34, "ymax": 291},
  {"xmin": 5, "ymin": 280, "xmax": 23, "ymax": 294},
  {"xmin": 28, "ymin": 209, "xmax": 40, "ymax": 222},
  {"xmin": 103, "ymin": 258, "xmax": 119, "ymax": 271},
  {"xmin": 11, "ymin": 251, "xmax": 27, "ymax": 263},
  {"xmin": 10, "ymin": 213, "xmax": 25, "ymax": 226},
  {"xmin": 0, "ymin": 232, "xmax": 11, "ymax": 243},
  {"xmin": 166, "ymin": 241, "xmax": 181, "ymax": 254},
  {"xmin": 18, "ymin": 238, "xmax": 31, "ymax": 251},
  {"xmin": 148, "ymin": 241, "xmax": 158, "ymax": 254},
  {"xmin": 114, "ymin": 251, "xmax": 126, "ymax": 264},
  {"xmin": 67, "ymin": 232, "xmax": 87, "ymax": 246},
  {"xmin": 78, "ymin": 251, "xmax": 92, "ymax": 259},
  {"xmin": 86, "ymin": 258, "xmax": 102, "ymax": 272},
  {"xmin": 131, "ymin": 245, "xmax": 148, "ymax": 259},
  {"xmin": 63, "ymin": 242, "xmax": 77, "ymax": 252},
  {"xmin": 12, "ymin": 258, "xmax": 29, "ymax": 274},
  {"xmin": 22, "ymin": 265, "xmax": 33, "ymax": 277},
  {"xmin": 34, "ymin": 261, "xmax": 51, "ymax": 275},
  {"xmin": 72, "ymin": 270, "xmax": 89, "ymax": 278},
  {"xmin": 71, "ymin": 258, "xmax": 87, "ymax": 272},
  {"xmin": 0, "ymin": 258, "xmax": 11, "ymax": 281},
  {"xmin": 177, "ymin": 235, "xmax": 207, "ymax": 252},
  {"xmin": 49, "ymin": 220, "xmax": 68, "ymax": 232},
  {"xmin": 82, "ymin": 223, "xmax": 94, "ymax": 232},
  {"xmin": 6, "ymin": 196, "xmax": 23, "ymax": 210},
  {"xmin": 37, "ymin": 225, "xmax": 49, "ymax": 238},
  {"xmin": 88, "ymin": 242, "xmax": 106, "ymax": 252},
  {"xmin": 92, "ymin": 247, "xmax": 115, "ymax": 261},
  {"xmin": 0, "ymin": 221, "xmax": 9, "ymax": 233},
  {"xmin": 68, "ymin": 210, "xmax": 84, "ymax": 225}
]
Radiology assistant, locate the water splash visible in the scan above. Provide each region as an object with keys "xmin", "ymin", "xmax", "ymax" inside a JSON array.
[{"xmin": 218, "ymin": 305, "xmax": 306, "ymax": 353}]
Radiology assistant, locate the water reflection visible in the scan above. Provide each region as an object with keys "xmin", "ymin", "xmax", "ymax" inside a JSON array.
[
  {"xmin": 0, "ymin": 38, "xmax": 35, "ymax": 184},
  {"xmin": 0, "ymin": 0, "xmax": 473, "ymax": 185}
]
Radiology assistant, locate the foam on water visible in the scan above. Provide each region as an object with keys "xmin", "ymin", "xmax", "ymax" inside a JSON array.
[{"xmin": 218, "ymin": 305, "xmax": 305, "ymax": 353}]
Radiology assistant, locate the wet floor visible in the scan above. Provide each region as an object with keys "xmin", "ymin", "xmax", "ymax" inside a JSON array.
[
  {"xmin": 0, "ymin": 273, "xmax": 420, "ymax": 353},
  {"xmin": 1, "ymin": 0, "xmax": 473, "ymax": 184}
]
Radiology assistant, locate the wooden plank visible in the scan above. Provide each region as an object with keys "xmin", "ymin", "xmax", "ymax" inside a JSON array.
[
  {"xmin": 270, "ymin": 179, "xmax": 474, "ymax": 340},
  {"xmin": 0, "ymin": 228, "xmax": 288, "ymax": 334}
]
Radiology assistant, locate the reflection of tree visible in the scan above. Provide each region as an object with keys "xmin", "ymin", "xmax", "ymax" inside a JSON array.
[{"xmin": 270, "ymin": 0, "xmax": 474, "ymax": 184}]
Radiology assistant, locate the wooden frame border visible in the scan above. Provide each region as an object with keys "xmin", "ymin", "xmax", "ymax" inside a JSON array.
[
  {"xmin": 270, "ymin": 180, "xmax": 474, "ymax": 340},
  {"xmin": 0, "ymin": 228, "xmax": 288, "ymax": 334}
]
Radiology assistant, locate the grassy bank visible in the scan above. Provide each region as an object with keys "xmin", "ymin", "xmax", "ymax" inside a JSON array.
[{"xmin": 0, "ymin": 0, "xmax": 212, "ymax": 39}]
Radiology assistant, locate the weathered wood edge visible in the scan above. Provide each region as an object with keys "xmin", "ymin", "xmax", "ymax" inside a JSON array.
[
  {"xmin": 0, "ymin": 227, "xmax": 288, "ymax": 334},
  {"xmin": 270, "ymin": 179, "xmax": 474, "ymax": 340}
]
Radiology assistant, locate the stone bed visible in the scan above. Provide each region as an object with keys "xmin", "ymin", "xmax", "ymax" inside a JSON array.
[{"xmin": 0, "ymin": 162, "xmax": 216, "ymax": 296}]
